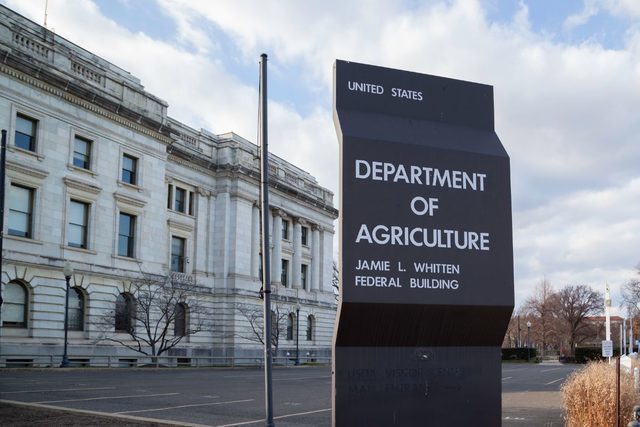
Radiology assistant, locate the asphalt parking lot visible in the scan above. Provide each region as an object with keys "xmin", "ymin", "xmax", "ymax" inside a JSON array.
[{"xmin": 0, "ymin": 363, "xmax": 580, "ymax": 426}]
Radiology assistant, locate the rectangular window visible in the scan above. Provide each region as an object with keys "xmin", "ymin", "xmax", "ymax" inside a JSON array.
[
  {"xmin": 68, "ymin": 200, "xmax": 89, "ymax": 248},
  {"xmin": 122, "ymin": 154, "xmax": 137, "ymax": 185},
  {"xmin": 282, "ymin": 220, "xmax": 289, "ymax": 240},
  {"xmin": 174, "ymin": 187, "xmax": 186, "ymax": 213},
  {"xmin": 301, "ymin": 264, "xmax": 308, "ymax": 289},
  {"xmin": 171, "ymin": 236, "xmax": 186, "ymax": 272},
  {"xmin": 8, "ymin": 184, "xmax": 33, "ymax": 238},
  {"xmin": 73, "ymin": 136, "xmax": 91, "ymax": 169},
  {"xmin": 281, "ymin": 259, "xmax": 289, "ymax": 287},
  {"xmin": 301, "ymin": 226, "xmax": 309, "ymax": 246},
  {"xmin": 15, "ymin": 114, "xmax": 37, "ymax": 151},
  {"xmin": 188, "ymin": 191, "xmax": 195, "ymax": 216},
  {"xmin": 118, "ymin": 213, "xmax": 136, "ymax": 257}
]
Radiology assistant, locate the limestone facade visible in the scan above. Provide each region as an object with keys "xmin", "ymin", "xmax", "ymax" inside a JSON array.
[{"xmin": 0, "ymin": 5, "xmax": 338, "ymax": 365}]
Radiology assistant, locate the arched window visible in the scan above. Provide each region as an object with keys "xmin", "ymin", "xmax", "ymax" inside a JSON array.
[
  {"xmin": 286, "ymin": 313, "xmax": 294, "ymax": 340},
  {"xmin": 67, "ymin": 287, "xmax": 85, "ymax": 331},
  {"xmin": 115, "ymin": 293, "xmax": 135, "ymax": 332},
  {"xmin": 174, "ymin": 302, "xmax": 187, "ymax": 337},
  {"xmin": 3, "ymin": 281, "xmax": 28, "ymax": 327},
  {"xmin": 306, "ymin": 315, "xmax": 314, "ymax": 341}
]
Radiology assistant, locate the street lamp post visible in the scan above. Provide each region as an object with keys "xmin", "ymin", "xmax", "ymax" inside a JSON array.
[
  {"xmin": 526, "ymin": 321, "xmax": 532, "ymax": 363},
  {"xmin": 295, "ymin": 303, "xmax": 300, "ymax": 366},
  {"xmin": 60, "ymin": 262, "xmax": 73, "ymax": 368}
]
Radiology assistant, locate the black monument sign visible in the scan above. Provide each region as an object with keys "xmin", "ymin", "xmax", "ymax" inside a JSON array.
[{"xmin": 333, "ymin": 60, "xmax": 514, "ymax": 426}]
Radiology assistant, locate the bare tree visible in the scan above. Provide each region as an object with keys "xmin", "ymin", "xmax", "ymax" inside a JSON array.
[
  {"xmin": 522, "ymin": 279, "xmax": 558, "ymax": 357},
  {"xmin": 95, "ymin": 273, "xmax": 211, "ymax": 363},
  {"xmin": 555, "ymin": 284, "xmax": 603, "ymax": 355},
  {"xmin": 236, "ymin": 301, "xmax": 289, "ymax": 353},
  {"xmin": 621, "ymin": 265, "xmax": 640, "ymax": 315},
  {"xmin": 502, "ymin": 313, "xmax": 520, "ymax": 348},
  {"xmin": 332, "ymin": 260, "xmax": 339, "ymax": 301}
]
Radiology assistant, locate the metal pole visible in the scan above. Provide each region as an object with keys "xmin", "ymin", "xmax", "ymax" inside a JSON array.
[
  {"xmin": 0, "ymin": 130, "xmax": 6, "ymax": 308},
  {"xmin": 527, "ymin": 325, "xmax": 531, "ymax": 362},
  {"xmin": 624, "ymin": 319, "xmax": 627, "ymax": 355},
  {"xmin": 60, "ymin": 273, "xmax": 70, "ymax": 367},
  {"xmin": 259, "ymin": 53, "xmax": 275, "ymax": 427},
  {"xmin": 295, "ymin": 307, "xmax": 300, "ymax": 366},
  {"xmin": 630, "ymin": 317, "xmax": 634, "ymax": 354},
  {"xmin": 617, "ymin": 356, "xmax": 621, "ymax": 427}
]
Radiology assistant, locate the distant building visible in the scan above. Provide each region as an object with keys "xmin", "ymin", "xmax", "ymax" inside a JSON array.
[{"xmin": 0, "ymin": 5, "xmax": 338, "ymax": 366}]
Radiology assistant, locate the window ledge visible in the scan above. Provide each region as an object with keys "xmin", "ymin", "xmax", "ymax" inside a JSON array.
[
  {"xmin": 117, "ymin": 180, "xmax": 143, "ymax": 192},
  {"xmin": 8, "ymin": 145, "xmax": 44, "ymax": 161},
  {"xmin": 67, "ymin": 164, "xmax": 98, "ymax": 178},
  {"xmin": 62, "ymin": 245, "xmax": 97, "ymax": 255},
  {"xmin": 5, "ymin": 234, "xmax": 43, "ymax": 245},
  {"xmin": 112, "ymin": 254, "xmax": 139, "ymax": 262},
  {"xmin": 168, "ymin": 209, "xmax": 195, "ymax": 219}
]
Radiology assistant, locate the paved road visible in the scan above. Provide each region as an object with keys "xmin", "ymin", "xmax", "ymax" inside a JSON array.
[{"xmin": 0, "ymin": 363, "xmax": 579, "ymax": 426}]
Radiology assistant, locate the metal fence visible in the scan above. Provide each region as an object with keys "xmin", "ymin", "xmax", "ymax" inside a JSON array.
[{"xmin": 0, "ymin": 354, "xmax": 332, "ymax": 368}]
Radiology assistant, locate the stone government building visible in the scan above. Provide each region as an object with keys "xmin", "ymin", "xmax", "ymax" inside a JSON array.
[{"xmin": 0, "ymin": 5, "xmax": 338, "ymax": 366}]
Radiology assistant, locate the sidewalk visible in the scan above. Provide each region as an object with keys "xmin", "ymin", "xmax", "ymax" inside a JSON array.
[{"xmin": 0, "ymin": 401, "xmax": 164, "ymax": 427}]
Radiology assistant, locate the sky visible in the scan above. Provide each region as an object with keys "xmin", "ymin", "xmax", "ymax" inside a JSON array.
[{"xmin": 4, "ymin": 0, "xmax": 640, "ymax": 311}]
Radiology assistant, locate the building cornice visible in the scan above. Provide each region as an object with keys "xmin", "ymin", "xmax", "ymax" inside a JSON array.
[{"xmin": 0, "ymin": 53, "xmax": 172, "ymax": 144}]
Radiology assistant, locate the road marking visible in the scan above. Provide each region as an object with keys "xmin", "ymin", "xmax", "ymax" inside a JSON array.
[
  {"xmin": 35, "ymin": 392, "xmax": 179, "ymax": 404},
  {"xmin": 223, "ymin": 374, "xmax": 264, "ymax": 378},
  {"xmin": 273, "ymin": 375, "xmax": 330, "ymax": 381},
  {"xmin": 502, "ymin": 377, "xmax": 513, "ymax": 381},
  {"xmin": 2, "ymin": 386, "xmax": 116, "ymax": 395},
  {"xmin": 540, "ymin": 368, "xmax": 562, "ymax": 373},
  {"xmin": 214, "ymin": 408, "xmax": 332, "ymax": 427},
  {"xmin": 0, "ymin": 399, "xmax": 211, "ymax": 427},
  {"xmin": 116, "ymin": 398, "xmax": 254, "ymax": 414},
  {"xmin": 545, "ymin": 377, "xmax": 564, "ymax": 385}
]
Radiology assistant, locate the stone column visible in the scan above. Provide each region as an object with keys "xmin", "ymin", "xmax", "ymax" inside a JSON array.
[
  {"xmin": 194, "ymin": 188, "xmax": 212, "ymax": 274},
  {"xmin": 311, "ymin": 225, "xmax": 321, "ymax": 291},
  {"xmin": 292, "ymin": 218, "xmax": 303, "ymax": 288},
  {"xmin": 271, "ymin": 209, "xmax": 282, "ymax": 285},
  {"xmin": 207, "ymin": 191, "xmax": 217, "ymax": 275},
  {"xmin": 251, "ymin": 203, "xmax": 260, "ymax": 279}
]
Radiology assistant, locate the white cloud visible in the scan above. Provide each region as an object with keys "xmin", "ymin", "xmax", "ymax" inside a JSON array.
[{"xmin": 6, "ymin": 0, "xmax": 640, "ymax": 308}]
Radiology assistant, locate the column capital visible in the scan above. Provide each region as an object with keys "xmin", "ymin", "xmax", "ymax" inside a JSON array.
[
  {"xmin": 197, "ymin": 187, "xmax": 214, "ymax": 198},
  {"xmin": 312, "ymin": 224, "xmax": 323, "ymax": 232},
  {"xmin": 270, "ymin": 207, "xmax": 287, "ymax": 218}
]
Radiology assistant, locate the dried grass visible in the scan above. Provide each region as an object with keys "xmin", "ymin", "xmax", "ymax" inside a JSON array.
[{"xmin": 562, "ymin": 360, "xmax": 640, "ymax": 426}]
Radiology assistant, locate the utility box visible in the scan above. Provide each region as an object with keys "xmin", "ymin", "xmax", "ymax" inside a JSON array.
[{"xmin": 332, "ymin": 60, "xmax": 514, "ymax": 426}]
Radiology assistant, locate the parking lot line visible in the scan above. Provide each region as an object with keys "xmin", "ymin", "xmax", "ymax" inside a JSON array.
[
  {"xmin": 1, "ymin": 399, "xmax": 211, "ymax": 427},
  {"xmin": 35, "ymin": 392, "xmax": 179, "ymax": 404},
  {"xmin": 2, "ymin": 386, "xmax": 116, "ymax": 395},
  {"xmin": 214, "ymin": 408, "xmax": 332, "ymax": 427},
  {"xmin": 273, "ymin": 375, "xmax": 330, "ymax": 381},
  {"xmin": 115, "ymin": 398, "xmax": 255, "ymax": 415},
  {"xmin": 502, "ymin": 376, "xmax": 513, "ymax": 381},
  {"xmin": 545, "ymin": 378, "xmax": 564, "ymax": 385},
  {"xmin": 540, "ymin": 368, "xmax": 562, "ymax": 373}
]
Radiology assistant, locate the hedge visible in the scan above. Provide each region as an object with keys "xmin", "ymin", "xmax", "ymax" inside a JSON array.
[
  {"xmin": 501, "ymin": 347, "xmax": 537, "ymax": 361},
  {"xmin": 574, "ymin": 346, "xmax": 621, "ymax": 364}
]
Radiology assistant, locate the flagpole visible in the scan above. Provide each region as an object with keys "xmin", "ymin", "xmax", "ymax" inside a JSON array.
[{"xmin": 259, "ymin": 53, "xmax": 275, "ymax": 427}]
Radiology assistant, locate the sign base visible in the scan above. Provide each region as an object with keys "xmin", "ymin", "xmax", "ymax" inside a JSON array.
[{"xmin": 333, "ymin": 346, "xmax": 502, "ymax": 426}]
